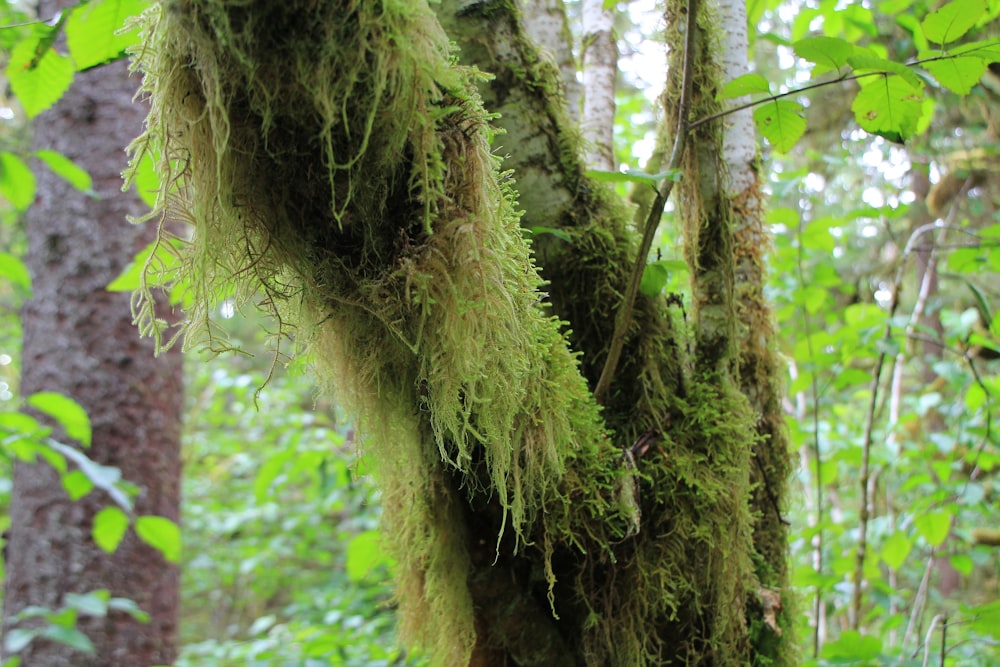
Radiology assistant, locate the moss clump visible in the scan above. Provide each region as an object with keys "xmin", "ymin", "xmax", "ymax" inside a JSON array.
[{"xmin": 126, "ymin": 0, "xmax": 638, "ymax": 662}]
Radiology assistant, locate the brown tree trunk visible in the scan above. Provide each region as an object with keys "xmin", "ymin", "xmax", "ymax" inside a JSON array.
[{"xmin": 1, "ymin": 38, "xmax": 182, "ymax": 667}]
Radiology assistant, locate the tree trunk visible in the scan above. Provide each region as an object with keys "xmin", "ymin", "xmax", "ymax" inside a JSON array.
[
  {"xmin": 519, "ymin": 0, "xmax": 582, "ymax": 119},
  {"xmin": 1, "ymin": 36, "xmax": 182, "ymax": 667},
  {"xmin": 581, "ymin": 0, "xmax": 616, "ymax": 169},
  {"xmin": 717, "ymin": 0, "xmax": 795, "ymax": 659},
  {"xmin": 127, "ymin": 1, "xmax": 791, "ymax": 664}
]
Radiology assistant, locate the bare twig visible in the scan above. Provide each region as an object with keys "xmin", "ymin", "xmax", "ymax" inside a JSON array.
[
  {"xmin": 920, "ymin": 614, "xmax": 946, "ymax": 667},
  {"xmin": 903, "ymin": 554, "xmax": 935, "ymax": 654},
  {"xmin": 794, "ymin": 213, "xmax": 827, "ymax": 655}
]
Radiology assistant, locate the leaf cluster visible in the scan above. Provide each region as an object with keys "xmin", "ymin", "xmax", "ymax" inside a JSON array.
[{"xmin": 719, "ymin": 0, "xmax": 1000, "ymax": 148}]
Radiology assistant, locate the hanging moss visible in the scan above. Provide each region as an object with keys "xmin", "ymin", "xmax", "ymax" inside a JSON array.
[
  {"xmin": 122, "ymin": 0, "xmax": 797, "ymax": 663},
  {"xmin": 126, "ymin": 1, "xmax": 639, "ymax": 663}
]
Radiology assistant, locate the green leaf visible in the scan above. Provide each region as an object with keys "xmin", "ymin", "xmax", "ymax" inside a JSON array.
[
  {"xmin": 896, "ymin": 14, "xmax": 929, "ymax": 52},
  {"xmin": 0, "ymin": 252, "xmax": 32, "ymax": 295},
  {"xmin": 0, "ymin": 152, "xmax": 37, "ymax": 211},
  {"xmin": 717, "ymin": 73, "xmax": 770, "ymax": 100},
  {"xmin": 107, "ymin": 239, "xmax": 181, "ymax": 292},
  {"xmin": 92, "ymin": 506, "xmax": 129, "ymax": 554},
  {"xmin": 947, "ymin": 38, "xmax": 1000, "ymax": 60},
  {"xmin": 10, "ymin": 606, "xmax": 50, "ymax": 622},
  {"xmin": 767, "ymin": 206, "xmax": 799, "ymax": 227},
  {"xmin": 66, "ymin": 0, "xmax": 146, "ymax": 71},
  {"xmin": 43, "ymin": 606, "xmax": 77, "ymax": 629},
  {"xmin": 34, "ymin": 150, "xmax": 94, "ymax": 195},
  {"xmin": 5, "ymin": 38, "xmax": 75, "ymax": 118},
  {"xmin": 754, "ymin": 100, "xmax": 806, "ymax": 153},
  {"xmin": 965, "ymin": 383, "xmax": 986, "ymax": 411},
  {"xmin": 585, "ymin": 168, "xmax": 680, "ymax": 185},
  {"xmin": 345, "ymin": 531, "xmax": 385, "ymax": 582},
  {"xmin": 832, "ymin": 367, "xmax": 872, "ymax": 389},
  {"xmin": 127, "ymin": 149, "xmax": 160, "ymax": 208},
  {"xmin": 852, "ymin": 75, "xmax": 926, "ymax": 143},
  {"xmin": 915, "ymin": 510, "xmax": 952, "ymax": 546},
  {"xmin": 254, "ymin": 450, "xmax": 292, "ymax": 503},
  {"xmin": 841, "ymin": 4, "xmax": 879, "ymax": 39},
  {"xmin": 45, "ymin": 440, "xmax": 133, "ymax": 512},
  {"xmin": 0, "ymin": 412, "xmax": 48, "ymax": 461},
  {"xmin": 108, "ymin": 597, "xmax": 149, "ymax": 623},
  {"xmin": 965, "ymin": 279, "xmax": 992, "ymax": 327},
  {"xmin": 801, "ymin": 217, "xmax": 838, "ymax": 253},
  {"xmin": 921, "ymin": 0, "xmax": 985, "ymax": 45},
  {"xmin": 247, "ymin": 614, "xmax": 277, "ymax": 636},
  {"xmin": 821, "ymin": 630, "xmax": 882, "ymax": 660},
  {"xmin": 791, "ymin": 7, "xmax": 819, "ymax": 42},
  {"xmin": 848, "ymin": 55, "xmax": 925, "ymax": 89},
  {"xmin": 528, "ymin": 226, "xmax": 572, "ymax": 243},
  {"xmin": 793, "ymin": 36, "xmax": 855, "ymax": 74},
  {"xmin": 968, "ymin": 599, "xmax": 1000, "ymax": 635},
  {"xmin": 64, "ymin": 590, "xmax": 110, "ymax": 617},
  {"xmin": 3, "ymin": 628, "xmax": 37, "ymax": 655},
  {"xmin": 62, "ymin": 470, "xmax": 94, "ymax": 501},
  {"xmin": 135, "ymin": 515, "xmax": 181, "ymax": 563},
  {"xmin": 27, "ymin": 392, "xmax": 91, "ymax": 447},
  {"xmin": 880, "ymin": 531, "xmax": 912, "ymax": 569},
  {"xmin": 882, "ymin": 0, "xmax": 918, "ymax": 16},
  {"xmin": 640, "ymin": 262, "xmax": 668, "ymax": 297},
  {"xmin": 818, "ymin": 459, "xmax": 837, "ymax": 485},
  {"xmin": 843, "ymin": 302, "xmax": 887, "ymax": 328},
  {"xmin": 639, "ymin": 260, "xmax": 689, "ymax": 297},
  {"xmin": 923, "ymin": 55, "xmax": 987, "ymax": 95},
  {"xmin": 949, "ymin": 554, "xmax": 973, "ymax": 575},
  {"xmin": 39, "ymin": 625, "xmax": 94, "ymax": 654}
]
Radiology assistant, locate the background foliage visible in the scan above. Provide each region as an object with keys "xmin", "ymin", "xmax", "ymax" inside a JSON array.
[{"xmin": 0, "ymin": 0, "xmax": 998, "ymax": 665}]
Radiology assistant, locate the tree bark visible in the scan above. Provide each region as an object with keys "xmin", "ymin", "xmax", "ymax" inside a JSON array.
[
  {"xmin": 441, "ymin": 1, "xmax": 789, "ymax": 664},
  {"xmin": 519, "ymin": 0, "xmax": 582, "ymax": 119},
  {"xmin": 1, "ymin": 33, "xmax": 182, "ymax": 667},
  {"xmin": 581, "ymin": 0, "xmax": 616, "ymax": 169},
  {"xmin": 126, "ymin": 0, "xmax": 791, "ymax": 664},
  {"xmin": 717, "ymin": 0, "xmax": 795, "ymax": 659}
]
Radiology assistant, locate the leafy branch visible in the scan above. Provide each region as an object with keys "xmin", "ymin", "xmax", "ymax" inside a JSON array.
[{"xmin": 704, "ymin": 32, "xmax": 1000, "ymax": 149}]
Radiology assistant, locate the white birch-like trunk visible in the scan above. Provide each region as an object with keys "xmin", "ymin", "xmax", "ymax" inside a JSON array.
[
  {"xmin": 520, "ymin": 0, "xmax": 582, "ymax": 119},
  {"xmin": 717, "ymin": 0, "xmax": 794, "ymax": 652},
  {"xmin": 717, "ymin": 0, "xmax": 756, "ymax": 197},
  {"xmin": 582, "ymin": 0, "xmax": 616, "ymax": 170}
]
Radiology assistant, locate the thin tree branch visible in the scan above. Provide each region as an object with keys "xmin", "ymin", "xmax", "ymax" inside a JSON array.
[
  {"xmin": 902, "ymin": 554, "xmax": 935, "ymax": 655},
  {"xmin": 796, "ymin": 215, "xmax": 826, "ymax": 657},
  {"xmin": 593, "ymin": 0, "xmax": 698, "ymax": 403},
  {"xmin": 921, "ymin": 614, "xmax": 947, "ymax": 667}
]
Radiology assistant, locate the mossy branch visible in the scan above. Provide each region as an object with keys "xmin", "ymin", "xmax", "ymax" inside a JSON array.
[
  {"xmin": 593, "ymin": 0, "xmax": 698, "ymax": 404},
  {"xmin": 126, "ymin": 3, "xmax": 641, "ymax": 662}
]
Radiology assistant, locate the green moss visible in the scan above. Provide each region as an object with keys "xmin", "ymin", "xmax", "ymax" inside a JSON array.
[
  {"xmin": 126, "ymin": 1, "xmax": 640, "ymax": 662},
  {"xmin": 570, "ymin": 377, "xmax": 757, "ymax": 664},
  {"xmin": 124, "ymin": 0, "xmax": 794, "ymax": 662}
]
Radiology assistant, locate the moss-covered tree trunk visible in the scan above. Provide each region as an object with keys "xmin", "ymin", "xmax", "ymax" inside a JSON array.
[
  {"xmin": 128, "ymin": 0, "xmax": 791, "ymax": 664},
  {"xmin": 1, "ymin": 30, "xmax": 183, "ymax": 667}
]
